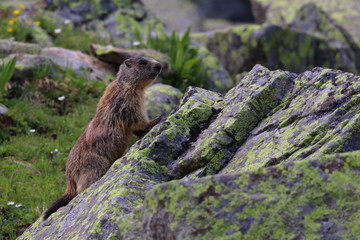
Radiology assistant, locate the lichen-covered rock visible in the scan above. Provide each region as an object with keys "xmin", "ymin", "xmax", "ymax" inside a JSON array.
[
  {"xmin": 19, "ymin": 65, "xmax": 360, "ymax": 239},
  {"xmin": 169, "ymin": 65, "xmax": 296, "ymax": 178},
  {"xmin": 44, "ymin": 0, "xmax": 133, "ymax": 25},
  {"xmin": 195, "ymin": 2, "xmax": 360, "ymax": 76},
  {"xmin": 197, "ymin": 45, "xmax": 235, "ymax": 93},
  {"xmin": 250, "ymin": 0, "xmax": 360, "ymax": 47},
  {"xmin": 44, "ymin": 0, "xmax": 164, "ymax": 48},
  {"xmin": 120, "ymin": 151, "xmax": 360, "ymax": 239},
  {"xmin": 223, "ymin": 67, "xmax": 360, "ymax": 173},
  {"xmin": 145, "ymin": 83, "xmax": 183, "ymax": 120}
]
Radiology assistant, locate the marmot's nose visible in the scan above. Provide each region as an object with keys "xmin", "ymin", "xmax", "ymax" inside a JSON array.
[{"xmin": 154, "ymin": 63, "xmax": 162, "ymax": 72}]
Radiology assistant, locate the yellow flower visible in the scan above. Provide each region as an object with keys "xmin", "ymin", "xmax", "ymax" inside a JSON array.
[
  {"xmin": 26, "ymin": 21, "xmax": 32, "ymax": 26},
  {"xmin": 34, "ymin": 21, "xmax": 40, "ymax": 26},
  {"xmin": 7, "ymin": 27, "xmax": 13, "ymax": 32},
  {"xmin": 8, "ymin": 20, "xmax": 15, "ymax": 25},
  {"xmin": 13, "ymin": 10, "xmax": 21, "ymax": 15},
  {"xmin": 19, "ymin": 4, "xmax": 26, "ymax": 10}
]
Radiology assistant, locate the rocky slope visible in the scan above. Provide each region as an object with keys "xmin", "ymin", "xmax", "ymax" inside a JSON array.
[
  {"xmin": 18, "ymin": 65, "xmax": 360, "ymax": 239},
  {"xmin": 195, "ymin": 0, "xmax": 360, "ymax": 76}
]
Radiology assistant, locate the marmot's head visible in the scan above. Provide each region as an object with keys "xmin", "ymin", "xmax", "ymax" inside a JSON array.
[{"xmin": 118, "ymin": 57, "xmax": 162, "ymax": 89}]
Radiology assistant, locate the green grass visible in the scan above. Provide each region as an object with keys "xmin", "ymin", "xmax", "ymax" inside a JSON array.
[{"xmin": 0, "ymin": 70, "xmax": 106, "ymax": 239}]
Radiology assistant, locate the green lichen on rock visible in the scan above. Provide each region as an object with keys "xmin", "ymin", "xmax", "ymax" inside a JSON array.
[
  {"xmin": 223, "ymin": 67, "xmax": 360, "ymax": 174},
  {"xmin": 168, "ymin": 65, "xmax": 296, "ymax": 178},
  {"xmin": 195, "ymin": 2, "xmax": 360, "ymax": 76},
  {"xmin": 196, "ymin": 45, "xmax": 235, "ymax": 93},
  {"xmin": 145, "ymin": 83, "xmax": 182, "ymax": 120},
  {"xmin": 42, "ymin": 0, "xmax": 164, "ymax": 49},
  {"xmin": 119, "ymin": 151, "xmax": 360, "ymax": 239},
  {"xmin": 251, "ymin": 0, "xmax": 360, "ymax": 47}
]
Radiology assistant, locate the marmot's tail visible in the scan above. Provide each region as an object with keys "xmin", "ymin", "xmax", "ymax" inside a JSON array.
[{"xmin": 43, "ymin": 180, "xmax": 77, "ymax": 220}]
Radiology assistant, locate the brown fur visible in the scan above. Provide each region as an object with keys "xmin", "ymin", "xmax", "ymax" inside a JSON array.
[{"xmin": 43, "ymin": 57, "xmax": 162, "ymax": 220}]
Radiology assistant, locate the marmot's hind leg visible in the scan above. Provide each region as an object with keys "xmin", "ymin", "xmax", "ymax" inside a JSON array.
[{"xmin": 76, "ymin": 155, "xmax": 109, "ymax": 193}]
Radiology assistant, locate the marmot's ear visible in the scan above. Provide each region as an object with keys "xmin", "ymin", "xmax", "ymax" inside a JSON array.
[{"xmin": 124, "ymin": 59, "xmax": 132, "ymax": 68}]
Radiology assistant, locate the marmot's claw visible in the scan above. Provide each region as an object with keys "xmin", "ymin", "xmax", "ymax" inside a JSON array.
[{"xmin": 154, "ymin": 115, "xmax": 163, "ymax": 124}]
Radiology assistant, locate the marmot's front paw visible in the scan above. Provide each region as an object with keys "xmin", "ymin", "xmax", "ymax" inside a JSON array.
[{"xmin": 153, "ymin": 115, "xmax": 163, "ymax": 125}]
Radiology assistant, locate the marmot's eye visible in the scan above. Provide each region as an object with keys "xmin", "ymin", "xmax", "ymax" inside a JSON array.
[{"xmin": 139, "ymin": 60, "xmax": 147, "ymax": 65}]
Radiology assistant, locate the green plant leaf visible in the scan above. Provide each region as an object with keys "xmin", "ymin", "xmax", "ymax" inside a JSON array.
[
  {"xmin": 182, "ymin": 57, "xmax": 200, "ymax": 74},
  {"xmin": 0, "ymin": 57, "xmax": 17, "ymax": 94}
]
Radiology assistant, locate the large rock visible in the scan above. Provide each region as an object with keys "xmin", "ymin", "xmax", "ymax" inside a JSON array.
[
  {"xmin": 145, "ymin": 83, "xmax": 183, "ymax": 120},
  {"xmin": 0, "ymin": 40, "xmax": 41, "ymax": 58},
  {"xmin": 197, "ymin": 45, "xmax": 235, "ymax": 93},
  {"xmin": 40, "ymin": 47, "xmax": 117, "ymax": 81},
  {"xmin": 142, "ymin": 0, "xmax": 202, "ymax": 32},
  {"xmin": 250, "ymin": 0, "xmax": 360, "ymax": 47},
  {"xmin": 19, "ymin": 65, "xmax": 360, "ymax": 239},
  {"xmin": 119, "ymin": 151, "xmax": 360, "ymax": 239},
  {"xmin": 194, "ymin": 1, "xmax": 360, "ymax": 76},
  {"xmin": 2, "ymin": 47, "xmax": 117, "ymax": 97}
]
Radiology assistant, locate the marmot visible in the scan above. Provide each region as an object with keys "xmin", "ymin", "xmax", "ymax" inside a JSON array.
[{"xmin": 43, "ymin": 57, "xmax": 162, "ymax": 220}]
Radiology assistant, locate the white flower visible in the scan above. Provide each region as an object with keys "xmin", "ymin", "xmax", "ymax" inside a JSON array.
[
  {"xmin": 64, "ymin": 19, "xmax": 71, "ymax": 25},
  {"xmin": 57, "ymin": 96, "xmax": 65, "ymax": 101},
  {"xmin": 132, "ymin": 41, "xmax": 141, "ymax": 46},
  {"xmin": 54, "ymin": 28, "xmax": 62, "ymax": 34},
  {"xmin": 7, "ymin": 202, "xmax": 15, "ymax": 205},
  {"xmin": 15, "ymin": 204, "xmax": 22, "ymax": 208},
  {"xmin": 51, "ymin": 149, "xmax": 60, "ymax": 154},
  {"xmin": 29, "ymin": 129, "xmax": 36, "ymax": 133}
]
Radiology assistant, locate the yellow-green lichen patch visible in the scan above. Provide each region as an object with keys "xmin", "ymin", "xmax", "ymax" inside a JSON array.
[
  {"xmin": 117, "ymin": 151, "xmax": 360, "ymax": 239},
  {"xmin": 223, "ymin": 67, "xmax": 360, "ymax": 174},
  {"xmin": 169, "ymin": 65, "xmax": 295, "ymax": 179}
]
